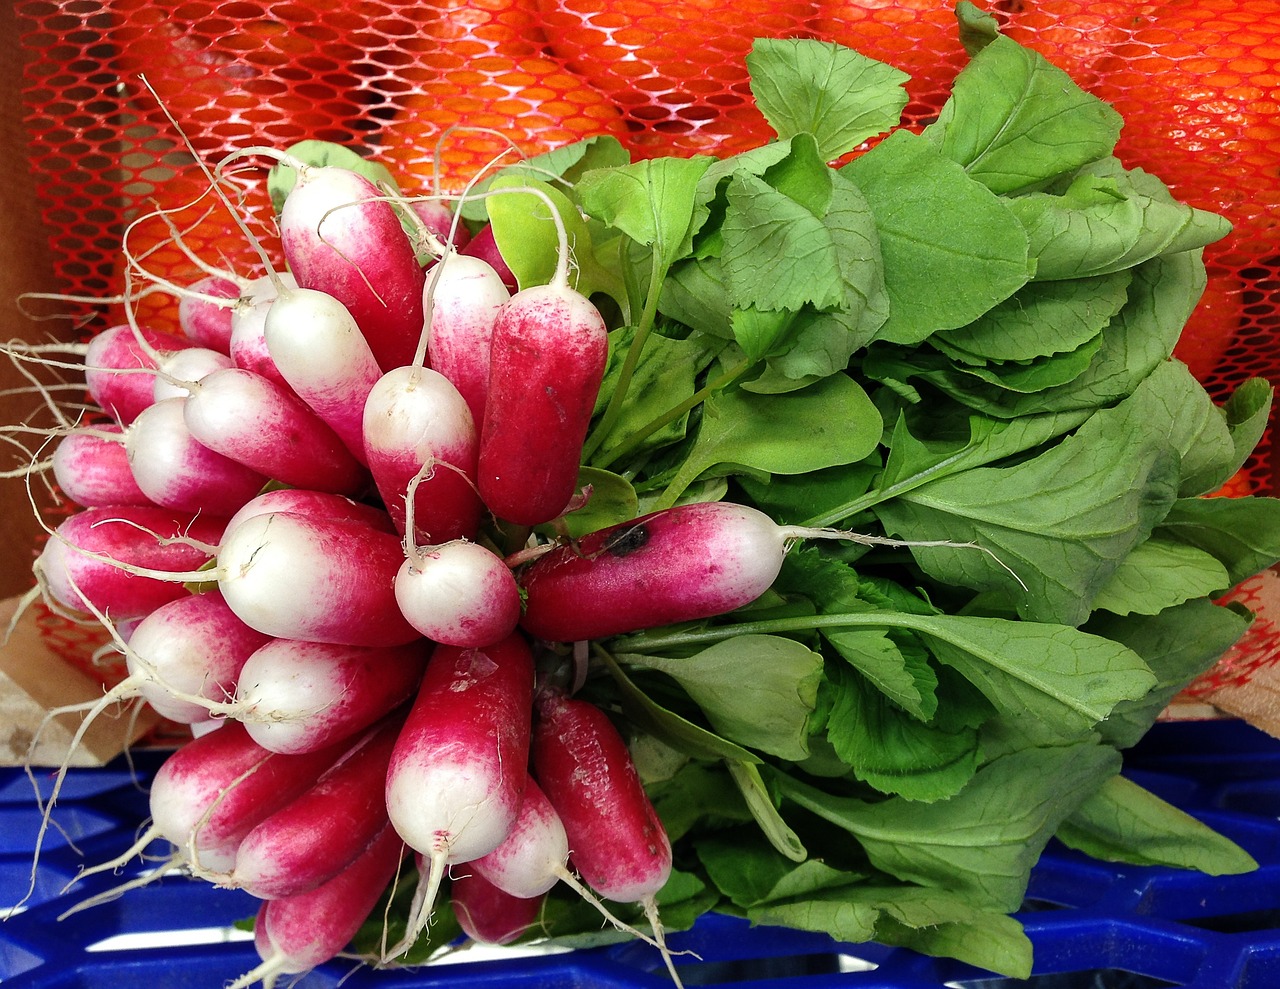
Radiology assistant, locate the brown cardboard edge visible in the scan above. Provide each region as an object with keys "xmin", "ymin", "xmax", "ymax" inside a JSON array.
[{"xmin": 0, "ymin": 593, "xmax": 159, "ymax": 767}]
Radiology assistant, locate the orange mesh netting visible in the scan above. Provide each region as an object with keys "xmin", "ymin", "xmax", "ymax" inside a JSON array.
[{"xmin": 12, "ymin": 0, "xmax": 1280, "ymax": 693}]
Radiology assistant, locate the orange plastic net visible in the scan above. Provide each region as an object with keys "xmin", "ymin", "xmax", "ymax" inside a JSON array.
[{"xmin": 13, "ymin": 0, "xmax": 1280, "ymax": 693}]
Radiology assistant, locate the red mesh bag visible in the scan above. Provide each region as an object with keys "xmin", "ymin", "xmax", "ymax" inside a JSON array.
[{"xmin": 12, "ymin": 0, "xmax": 1280, "ymax": 694}]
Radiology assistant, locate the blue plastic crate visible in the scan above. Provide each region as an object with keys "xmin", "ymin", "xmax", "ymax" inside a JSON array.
[{"xmin": 4, "ymin": 720, "xmax": 1280, "ymax": 988}]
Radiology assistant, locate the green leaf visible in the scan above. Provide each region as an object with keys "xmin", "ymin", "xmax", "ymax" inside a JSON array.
[
  {"xmin": 824, "ymin": 664, "xmax": 980, "ymax": 802},
  {"xmin": 842, "ymin": 129, "xmax": 1032, "ymax": 345},
  {"xmin": 727, "ymin": 759, "xmax": 808, "ymax": 862},
  {"xmin": 1159, "ymin": 495, "xmax": 1280, "ymax": 587},
  {"xmin": 772, "ymin": 739, "xmax": 1122, "ymax": 912},
  {"xmin": 617, "ymin": 635, "xmax": 824, "ymax": 761},
  {"xmin": 553, "ymin": 467, "xmax": 639, "ymax": 539},
  {"xmin": 269, "ymin": 140, "xmax": 400, "ymax": 213},
  {"xmin": 898, "ymin": 613, "xmax": 1156, "ymax": 740},
  {"xmin": 933, "ymin": 272, "xmax": 1130, "ymax": 364},
  {"xmin": 486, "ymin": 176, "xmax": 605, "ymax": 294},
  {"xmin": 1057, "ymin": 774, "xmax": 1257, "ymax": 874},
  {"xmin": 746, "ymin": 37, "xmax": 911, "ymax": 161},
  {"xmin": 825, "ymin": 628, "xmax": 939, "ymax": 722},
  {"xmin": 925, "ymin": 31, "xmax": 1122, "ymax": 195},
  {"xmin": 873, "ymin": 381, "xmax": 1183, "ymax": 626},
  {"xmin": 597, "ymin": 650, "xmax": 762, "ymax": 764},
  {"xmin": 658, "ymin": 374, "xmax": 882, "ymax": 508},
  {"xmin": 1083, "ymin": 599, "xmax": 1253, "ymax": 749},
  {"xmin": 1007, "ymin": 170, "xmax": 1234, "ymax": 281},
  {"xmin": 1091, "ymin": 537, "xmax": 1231, "ymax": 617},
  {"xmin": 721, "ymin": 172, "xmax": 847, "ymax": 312},
  {"xmin": 697, "ymin": 831, "xmax": 853, "ymax": 910},
  {"xmin": 576, "ymin": 155, "xmax": 715, "ymax": 267}
]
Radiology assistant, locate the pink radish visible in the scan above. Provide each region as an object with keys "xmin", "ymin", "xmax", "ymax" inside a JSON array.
[
  {"xmin": 124, "ymin": 589, "xmax": 272, "ymax": 724},
  {"xmin": 51, "ymin": 425, "xmax": 152, "ymax": 508},
  {"xmin": 218, "ymin": 638, "xmax": 428, "ymax": 754},
  {"xmin": 533, "ymin": 692, "xmax": 672, "ymax": 903},
  {"xmin": 362, "ymin": 364, "xmax": 482, "ymax": 545},
  {"xmin": 476, "ymin": 202, "xmax": 609, "ymax": 526},
  {"xmin": 279, "ymin": 163, "xmax": 427, "ymax": 372},
  {"xmin": 212, "ymin": 510, "xmax": 424, "ymax": 647},
  {"xmin": 229, "ymin": 821, "xmax": 407, "ymax": 989},
  {"xmin": 383, "ymin": 631, "xmax": 535, "ymax": 949},
  {"xmin": 233, "ymin": 718, "xmax": 400, "ymax": 899},
  {"xmin": 422, "ymin": 251, "xmax": 510, "ymax": 429},
  {"xmin": 34, "ymin": 504, "xmax": 227, "ymax": 620},
  {"xmin": 411, "ymin": 198, "xmax": 472, "ymax": 254},
  {"xmin": 262, "ymin": 284, "xmax": 384, "ymax": 466},
  {"xmin": 451, "ymin": 871, "xmax": 543, "ymax": 946},
  {"xmin": 151, "ymin": 346, "xmax": 236, "ymax": 402},
  {"xmin": 394, "ymin": 537, "xmax": 521, "ymax": 648},
  {"xmin": 519, "ymin": 501, "xmax": 886, "ymax": 642},
  {"xmin": 84, "ymin": 324, "xmax": 195, "ymax": 426},
  {"xmin": 462, "ymin": 223, "xmax": 518, "ymax": 293},
  {"xmin": 180, "ymin": 366, "xmax": 369, "ymax": 495},
  {"xmin": 125, "ymin": 396, "xmax": 269, "ymax": 515},
  {"xmin": 229, "ymin": 272, "xmax": 301, "ymax": 389},
  {"xmin": 179, "ymin": 272, "xmax": 241, "ymax": 352},
  {"xmin": 223, "ymin": 487, "xmax": 395, "ymax": 536},
  {"xmin": 532, "ymin": 690, "xmax": 680, "ymax": 981}
]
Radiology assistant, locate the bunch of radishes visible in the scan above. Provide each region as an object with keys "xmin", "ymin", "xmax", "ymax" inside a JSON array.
[{"xmin": 14, "ymin": 146, "xmax": 801, "ymax": 986}]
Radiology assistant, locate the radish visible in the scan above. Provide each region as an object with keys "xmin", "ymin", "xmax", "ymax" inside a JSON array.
[
  {"xmin": 34, "ymin": 504, "xmax": 226, "ymax": 620},
  {"xmin": 279, "ymin": 163, "xmax": 427, "ymax": 372},
  {"xmin": 462, "ymin": 223, "xmax": 518, "ymax": 293},
  {"xmin": 394, "ymin": 537, "xmax": 521, "ymax": 648},
  {"xmin": 362, "ymin": 364, "xmax": 483, "ymax": 545},
  {"xmin": 262, "ymin": 283, "xmax": 384, "ymax": 466},
  {"xmin": 125, "ymin": 396, "xmax": 269, "ymax": 515},
  {"xmin": 451, "ymin": 871, "xmax": 543, "ymax": 946},
  {"xmin": 84, "ymin": 323, "xmax": 195, "ymax": 426},
  {"xmin": 229, "ymin": 821, "xmax": 407, "ymax": 989},
  {"xmin": 180, "ymin": 366, "xmax": 369, "ymax": 495},
  {"xmin": 532, "ymin": 690, "xmax": 681, "ymax": 984},
  {"xmin": 212, "ymin": 510, "xmax": 424, "ymax": 647},
  {"xmin": 223, "ymin": 487, "xmax": 395, "ymax": 536},
  {"xmin": 422, "ymin": 251, "xmax": 510, "ymax": 429},
  {"xmin": 179, "ymin": 272, "xmax": 241, "ymax": 352},
  {"xmin": 411, "ymin": 198, "xmax": 472, "ymax": 255},
  {"xmin": 229, "ymin": 272, "xmax": 301, "ymax": 389},
  {"xmin": 151, "ymin": 346, "xmax": 236, "ymax": 402},
  {"xmin": 217, "ymin": 638, "xmax": 428, "ymax": 754},
  {"xmin": 519, "ymin": 501, "xmax": 925, "ymax": 642},
  {"xmin": 476, "ymin": 204, "xmax": 609, "ymax": 526},
  {"xmin": 233, "ymin": 718, "xmax": 400, "ymax": 899},
  {"xmin": 383, "ymin": 631, "xmax": 535, "ymax": 950},
  {"xmin": 123, "ymin": 588, "xmax": 272, "ymax": 725},
  {"xmin": 51, "ymin": 424, "xmax": 152, "ymax": 508}
]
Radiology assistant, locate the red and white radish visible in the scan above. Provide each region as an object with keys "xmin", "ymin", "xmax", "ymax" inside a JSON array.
[
  {"xmin": 212, "ymin": 510, "xmax": 423, "ymax": 647},
  {"xmin": 125, "ymin": 396, "xmax": 269, "ymax": 515},
  {"xmin": 51, "ymin": 424, "xmax": 151, "ymax": 508},
  {"xmin": 233, "ymin": 718, "xmax": 401, "ymax": 899},
  {"xmin": 451, "ymin": 871, "xmax": 543, "ymax": 947},
  {"xmin": 219, "ymin": 638, "xmax": 428, "ymax": 754},
  {"xmin": 362, "ymin": 364, "xmax": 482, "ymax": 545},
  {"xmin": 179, "ymin": 272, "xmax": 242, "ymax": 352},
  {"xmin": 151, "ymin": 346, "xmax": 236, "ymax": 402},
  {"xmin": 519, "ymin": 501, "xmax": 892, "ymax": 642},
  {"xmin": 393, "ymin": 537, "xmax": 521, "ymax": 648},
  {"xmin": 223, "ymin": 487, "xmax": 395, "ymax": 536},
  {"xmin": 34, "ymin": 503, "xmax": 226, "ymax": 620},
  {"xmin": 384, "ymin": 631, "xmax": 535, "ymax": 949},
  {"xmin": 123, "ymin": 588, "xmax": 272, "ymax": 725},
  {"xmin": 462, "ymin": 223, "xmax": 518, "ymax": 294},
  {"xmin": 279, "ymin": 163, "xmax": 427, "ymax": 373},
  {"xmin": 180, "ymin": 366, "xmax": 369, "ymax": 495},
  {"xmin": 422, "ymin": 251, "xmax": 510, "ymax": 429},
  {"xmin": 228, "ymin": 272, "xmax": 301, "ymax": 388},
  {"xmin": 476, "ymin": 198, "xmax": 608, "ymax": 526},
  {"xmin": 262, "ymin": 283, "xmax": 384, "ymax": 466},
  {"xmin": 84, "ymin": 323, "xmax": 195, "ymax": 426},
  {"xmin": 230, "ymin": 821, "xmax": 407, "ymax": 989}
]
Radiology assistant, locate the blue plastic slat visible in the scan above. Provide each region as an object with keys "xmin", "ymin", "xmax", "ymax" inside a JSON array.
[{"xmin": 3, "ymin": 721, "xmax": 1280, "ymax": 987}]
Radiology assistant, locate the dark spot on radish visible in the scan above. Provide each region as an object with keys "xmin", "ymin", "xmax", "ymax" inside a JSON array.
[{"xmin": 602, "ymin": 523, "xmax": 649, "ymax": 558}]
